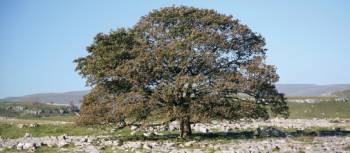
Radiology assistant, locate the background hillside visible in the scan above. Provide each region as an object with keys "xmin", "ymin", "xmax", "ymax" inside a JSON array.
[
  {"xmin": 1, "ymin": 84, "xmax": 350, "ymax": 104},
  {"xmin": 276, "ymin": 84, "xmax": 350, "ymax": 96},
  {"xmin": 1, "ymin": 91, "xmax": 89, "ymax": 104},
  {"xmin": 332, "ymin": 89, "xmax": 350, "ymax": 98}
]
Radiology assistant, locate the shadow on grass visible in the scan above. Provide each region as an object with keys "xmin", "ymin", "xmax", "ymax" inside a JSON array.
[{"xmin": 114, "ymin": 129, "xmax": 350, "ymax": 142}]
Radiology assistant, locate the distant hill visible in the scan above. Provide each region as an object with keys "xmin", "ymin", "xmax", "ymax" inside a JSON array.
[
  {"xmin": 1, "ymin": 90, "xmax": 90, "ymax": 104},
  {"xmin": 1, "ymin": 84, "xmax": 350, "ymax": 104},
  {"xmin": 332, "ymin": 89, "xmax": 350, "ymax": 98},
  {"xmin": 0, "ymin": 101, "xmax": 77, "ymax": 117},
  {"xmin": 276, "ymin": 84, "xmax": 350, "ymax": 97}
]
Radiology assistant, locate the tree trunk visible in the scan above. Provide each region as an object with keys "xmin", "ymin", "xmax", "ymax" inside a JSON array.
[
  {"xmin": 184, "ymin": 116, "xmax": 192, "ymax": 136},
  {"xmin": 179, "ymin": 116, "xmax": 192, "ymax": 138},
  {"xmin": 180, "ymin": 119, "xmax": 185, "ymax": 138}
]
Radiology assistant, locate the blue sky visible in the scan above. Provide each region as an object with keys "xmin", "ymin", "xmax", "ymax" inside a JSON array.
[{"xmin": 0, "ymin": 0, "xmax": 349, "ymax": 98}]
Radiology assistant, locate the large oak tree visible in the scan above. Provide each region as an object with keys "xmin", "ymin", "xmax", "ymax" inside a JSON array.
[{"xmin": 75, "ymin": 6, "xmax": 288, "ymax": 137}]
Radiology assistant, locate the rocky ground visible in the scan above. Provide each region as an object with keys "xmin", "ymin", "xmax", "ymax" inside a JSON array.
[
  {"xmin": 1, "ymin": 134, "xmax": 350, "ymax": 153},
  {"xmin": 1, "ymin": 118, "xmax": 350, "ymax": 153},
  {"xmin": 180, "ymin": 118, "xmax": 350, "ymax": 133}
]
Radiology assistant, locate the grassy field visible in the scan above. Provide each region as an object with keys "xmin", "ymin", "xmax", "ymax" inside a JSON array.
[
  {"xmin": 288, "ymin": 101, "xmax": 350, "ymax": 119},
  {"xmin": 0, "ymin": 123, "xmax": 136, "ymax": 139},
  {"xmin": 333, "ymin": 89, "xmax": 350, "ymax": 98},
  {"xmin": 0, "ymin": 100, "xmax": 349, "ymax": 122},
  {"xmin": 0, "ymin": 100, "xmax": 349, "ymax": 139},
  {"xmin": 0, "ymin": 101, "xmax": 349, "ymax": 121}
]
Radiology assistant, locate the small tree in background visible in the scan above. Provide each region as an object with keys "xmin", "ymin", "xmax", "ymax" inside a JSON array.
[
  {"xmin": 68, "ymin": 101, "xmax": 79, "ymax": 112},
  {"xmin": 75, "ymin": 6, "xmax": 288, "ymax": 137}
]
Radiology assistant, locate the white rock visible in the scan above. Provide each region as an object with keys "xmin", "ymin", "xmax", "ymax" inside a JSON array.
[
  {"xmin": 16, "ymin": 143, "xmax": 24, "ymax": 150},
  {"xmin": 199, "ymin": 126, "xmax": 209, "ymax": 133},
  {"xmin": 184, "ymin": 141, "xmax": 196, "ymax": 147},
  {"xmin": 130, "ymin": 125, "xmax": 139, "ymax": 131},
  {"xmin": 84, "ymin": 145, "xmax": 100, "ymax": 153},
  {"xmin": 23, "ymin": 143, "xmax": 36, "ymax": 150},
  {"xmin": 24, "ymin": 133, "xmax": 32, "ymax": 138},
  {"xmin": 17, "ymin": 124, "xmax": 24, "ymax": 128},
  {"xmin": 143, "ymin": 132, "xmax": 155, "ymax": 137},
  {"xmin": 122, "ymin": 142, "xmax": 142, "ymax": 149},
  {"xmin": 169, "ymin": 121, "xmax": 179, "ymax": 131},
  {"xmin": 143, "ymin": 143, "xmax": 152, "ymax": 150},
  {"xmin": 29, "ymin": 123, "xmax": 39, "ymax": 128},
  {"xmin": 110, "ymin": 128, "xmax": 117, "ymax": 132},
  {"xmin": 58, "ymin": 141, "xmax": 69, "ymax": 148},
  {"xmin": 163, "ymin": 142, "xmax": 175, "ymax": 148}
]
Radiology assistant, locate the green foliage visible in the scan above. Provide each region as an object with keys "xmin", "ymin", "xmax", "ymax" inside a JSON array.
[{"xmin": 74, "ymin": 6, "xmax": 288, "ymax": 137}]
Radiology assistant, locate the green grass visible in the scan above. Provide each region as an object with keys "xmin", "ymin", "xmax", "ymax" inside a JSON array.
[
  {"xmin": 0, "ymin": 122, "xmax": 143, "ymax": 139},
  {"xmin": 333, "ymin": 89, "xmax": 350, "ymax": 98},
  {"xmin": 0, "ymin": 123, "xmax": 113, "ymax": 139},
  {"xmin": 0, "ymin": 145, "xmax": 86, "ymax": 153},
  {"xmin": 0, "ymin": 99, "xmax": 349, "ymax": 140},
  {"xmin": 15, "ymin": 114, "xmax": 76, "ymax": 122},
  {"xmin": 100, "ymin": 147, "xmax": 135, "ymax": 153},
  {"xmin": 344, "ymin": 144, "xmax": 350, "ymax": 151},
  {"xmin": 292, "ymin": 136, "xmax": 314, "ymax": 143},
  {"xmin": 287, "ymin": 96, "xmax": 336, "ymax": 100},
  {"xmin": 288, "ymin": 101, "xmax": 350, "ymax": 119},
  {"xmin": 0, "ymin": 147, "xmax": 60, "ymax": 153},
  {"xmin": 297, "ymin": 150, "xmax": 306, "ymax": 153},
  {"xmin": 206, "ymin": 148, "xmax": 216, "ymax": 153}
]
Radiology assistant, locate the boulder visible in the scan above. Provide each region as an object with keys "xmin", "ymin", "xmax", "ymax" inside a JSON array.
[
  {"xmin": 169, "ymin": 121, "xmax": 179, "ymax": 131},
  {"xmin": 113, "ymin": 140, "xmax": 123, "ymax": 146},
  {"xmin": 256, "ymin": 127, "xmax": 286, "ymax": 137},
  {"xmin": 123, "ymin": 142, "xmax": 142, "ymax": 149},
  {"xmin": 45, "ymin": 140, "xmax": 55, "ymax": 147},
  {"xmin": 143, "ymin": 132, "xmax": 155, "ymax": 137},
  {"xmin": 24, "ymin": 133, "xmax": 32, "ymax": 138},
  {"xmin": 154, "ymin": 131, "xmax": 164, "ymax": 136},
  {"xmin": 29, "ymin": 123, "xmax": 39, "ymax": 128},
  {"xmin": 16, "ymin": 143, "xmax": 24, "ymax": 150},
  {"xmin": 143, "ymin": 143, "xmax": 153, "ymax": 150},
  {"xmin": 164, "ymin": 142, "xmax": 175, "ymax": 148},
  {"xmin": 104, "ymin": 140, "xmax": 113, "ymax": 145},
  {"xmin": 130, "ymin": 125, "xmax": 139, "ymax": 131},
  {"xmin": 198, "ymin": 126, "xmax": 209, "ymax": 133},
  {"xmin": 184, "ymin": 141, "xmax": 196, "ymax": 147},
  {"xmin": 110, "ymin": 128, "xmax": 117, "ymax": 132},
  {"xmin": 59, "ymin": 134, "xmax": 68, "ymax": 140},
  {"xmin": 58, "ymin": 140, "xmax": 69, "ymax": 148},
  {"xmin": 17, "ymin": 124, "xmax": 24, "ymax": 128},
  {"xmin": 80, "ymin": 137, "xmax": 88, "ymax": 143},
  {"xmin": 84, "ymin": 145, "xmax": 100, "ymax": 153},
  {"xmin": 23, "ymin": 143, "xmax": 36, "ymax": 150}
]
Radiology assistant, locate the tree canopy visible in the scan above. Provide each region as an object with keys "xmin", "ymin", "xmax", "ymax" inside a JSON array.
[{"xmin": 74, "ymin": 6, "xmax": 288, "ymax": 137}]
